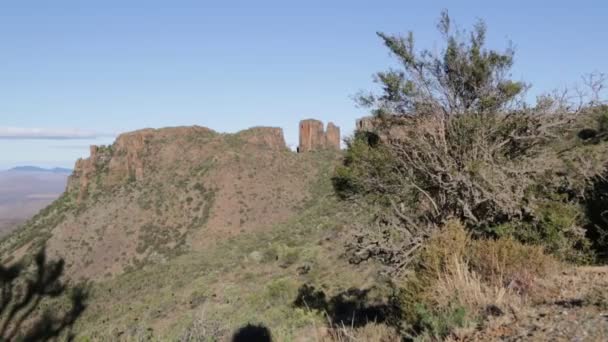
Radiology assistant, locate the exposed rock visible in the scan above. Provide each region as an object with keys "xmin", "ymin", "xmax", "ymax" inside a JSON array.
[
  {"xmin": 356, "ymin": 115, "xmax": 410, "ymax": 142},
  {"xmin": 298, "ymin": 119, "xmax": 325, "ymax": 153},
  {"xmin": 18, "ymin": 123, "xmax": 340, "ymax": 281},
  {"xmin": 238, "ymin": 127, "xmax": 287, "ymax": 150},
  {"xmin": 107, "ymin": 129, "xmax": 154, "ymax": 185},
  {"xmin": 68, "ymin": 145, "xmax": 114, "ymax": 201},
  {"xmin": 356, "ymin": 116, "xmax": 377, "ymax": 131},
  {"xmin": 325, "ymin": 122, "xmax": 340, "ymax": 150},
  {"xmin": 68, "ymin": 126, "xmax": 288, "ymax": 202},
  {"xmin": 298, "ymin": 119, "xmax": 340, "ymax": 152}
]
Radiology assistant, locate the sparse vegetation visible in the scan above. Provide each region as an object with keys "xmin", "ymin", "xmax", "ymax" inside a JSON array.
[{"xmin": 1, "ymin": 9, "xmax": 606, "ymax": 342}]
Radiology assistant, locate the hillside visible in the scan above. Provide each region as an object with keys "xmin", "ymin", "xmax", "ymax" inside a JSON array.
[
  {"xmin": 0, "ymin": 126, "xmax": 342, "ymax": 281},
  {"xmin": 2, "ymin": 13, "xmax": 606, "ymax": 340},
  {"xmin": 0, "ymin": 124, "xmax": 394, "ymax": 340},
  {"xmin": 1, "ymin": 120, "xmax": 607, "ymax": 341},
  {"xmin": 70, "ymin": 176, "xmax": 379, "ymax": 340}
]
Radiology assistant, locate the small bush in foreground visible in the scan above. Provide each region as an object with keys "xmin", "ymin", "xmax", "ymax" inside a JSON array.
[{"xmin": 400, "ymin": 221, "xmax": 557, "ymax": 339}]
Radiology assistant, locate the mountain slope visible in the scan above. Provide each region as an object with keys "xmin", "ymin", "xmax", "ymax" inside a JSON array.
[
  {"xmin": 0, "ymin": 125, "xmax": 388, "ymax": 340},
  {"xmin": 71, "ymin": 179, "xmax": 376, "ymax": 340},
  {"xmin": 0, "ymin": 126, "xmax": 341, "ymax": 281}
]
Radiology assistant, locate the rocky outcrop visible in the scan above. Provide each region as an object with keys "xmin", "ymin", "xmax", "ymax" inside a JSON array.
[
  {"xmin": 325, "ymin": 122, "xmax": 340, "ymax": 150},
  {"xmin": 298, "ymin": 119, "xmax": 325, "ymax": 153},
  {"xmin": 238, "ymin": 127, "xmax": 287, "ymax": 150},
  {"xmin": 356, "ymin": 116, "xmax": 377, "ymax": 131},
  {"xmin": 107, "ymin": 130, "xmax": 153, "ymax": 184},
  {"xmin": 356, "ymin": 115, "xmax": 409, "ymax": 142},
  {"xmin": 67, "ymin": 145, "xmax": 113, "ymax": 201},
  {"xmin": 298, "ymin": 119, "xmax": 340, "ymax": 152},
  {"xmin": 67, "ymin": 126, "xmax": 288, "ymax": 201},
  {"xmin": 67, "ymin": 130, "xmax": 153, "ymax": 201}
]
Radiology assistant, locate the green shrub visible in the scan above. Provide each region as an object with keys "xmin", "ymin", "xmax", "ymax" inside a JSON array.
[
  {"xmin": 264, "ymin": 278, "xmax": 297, "ymax": 305},
  {"xmin": 468, "ymin": 235, "xmax": 557, "ymax": 289},
  {"xmin": 260, "ymin": 244, "xmax": 300, "ymax": 268},
  {"xmin": 488, "ymin": 201, "xmax": 592, "ymax": 263},
  {"xmin": 594, "ymin": 105, "xmax": 608, "ymax": 133},
  {"xmin": 399, "ymin": 221, "xmax": 558, "ymax": 338},
  {"xmin": 335, "ymin": 10, "xmax": 608, "ymax": 272},
  {"xmin": 584, "ymin": 174, "xmax": 608, "ymax": 261},
  {"xmin": 413, "ymin": 303, "xmax": 469, "ymax": 340},
  {"xmin": 584, "ymin": 286, "xmax": 608, "ymax": 310}
]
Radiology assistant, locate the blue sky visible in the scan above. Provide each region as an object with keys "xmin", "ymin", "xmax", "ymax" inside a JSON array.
[{"xmin": 1, "ymin": 0, "xmax": 606, "ymax": 169}]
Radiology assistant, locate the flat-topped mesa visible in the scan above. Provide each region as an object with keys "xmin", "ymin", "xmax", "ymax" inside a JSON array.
[
  {"xmin": 237, "ymin": 127, "xmax": 287, "ymax": 150},
  {"xmin": 67, "ymin": 125, "xmax": 288, "ymax": 201},
  {"xmin": 298, "ymin": 119, "xmax": 340, "ymax": 153}
]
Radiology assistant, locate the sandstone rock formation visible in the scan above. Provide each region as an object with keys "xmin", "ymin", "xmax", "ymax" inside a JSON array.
[
  {"xmin": 67, "ymin": 126, "xmax": 288, "ymax": 202},
  {"xmin": 356, "ymin": 115, "xmax": 409, "ymax": 142},
  {"xmin": 238, "ymin": 127, "xmax": 287, "ymax": 150},
  {"xmin": 326, "ymin": 122, "xmax": 340, "ymax": 150},
  {"xmin": 298, "ymin": 119, "xmax": 340, "ymax": 152}
]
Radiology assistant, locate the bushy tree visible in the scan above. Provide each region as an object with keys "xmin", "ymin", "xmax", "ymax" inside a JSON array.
[
  {"xmin": 337, "ymin": 11, "xmax": 606, "ymax": 272},
  {"xmin": 0, "ymin": 248, "xmax": 88, "ymax": 341},
  {"xmin": 358, "ymin": 10, "xmax": 525, "ymax": 117}
]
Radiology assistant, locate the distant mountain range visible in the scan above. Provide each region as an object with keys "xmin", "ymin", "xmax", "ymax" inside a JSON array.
[{"xmin": 7, "ymin": 166, "xmax": 72, "ymax": 174}]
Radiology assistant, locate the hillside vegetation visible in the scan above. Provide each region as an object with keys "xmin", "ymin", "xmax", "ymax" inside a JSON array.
[
  {"xmin": 1, "ymin": 10, "xmax": 608, "ymax": 342},
  {"xmin": 331, "ymin": 11, "xmax": 608, "ymax": 340},
  {"xmin": 1, "ymin": 126, "xmax": 340, "ymax": 282}
]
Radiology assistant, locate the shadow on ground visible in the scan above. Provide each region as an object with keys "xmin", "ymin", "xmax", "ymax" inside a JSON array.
[
  {"xmin": 232, "ymin": 323, "xmax": 272, "ymax": 342},
  {"xmin": 293, "ymin": 284, "xmax": 402, "ymax": 327}
]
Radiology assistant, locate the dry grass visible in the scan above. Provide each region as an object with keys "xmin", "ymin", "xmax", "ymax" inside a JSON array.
[
  {"xmin": 313, "ymin": 320, "xmax": 400, "ymax": 342},
  {"xmin": 401, "ymin": 220, "xmax": 560, "ymax": 339},
  {"xmin": 468, "ymin": 236, "xmax": 559, "ymax": 300},
  {"xmin": 431, "ymin": 257, "xmax": 521, "ymax": 315}
]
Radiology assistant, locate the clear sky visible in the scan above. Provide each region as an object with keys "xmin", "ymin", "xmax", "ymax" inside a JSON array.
[{"xmin": 0, "ymin": 0, "xmax": 606, "ymax": 169}]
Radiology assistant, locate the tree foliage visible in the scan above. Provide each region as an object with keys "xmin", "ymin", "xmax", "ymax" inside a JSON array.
[
  {"xmin": 0, "ymin": 248, "xmax": 88, "ymax": 341},
  {"xmin": 337, "ymin": 11, "xmax": 608, "ymax": 273},
  {"xmin": 358, "ymin": 10, "xmax": 525, "ymax": 117}
]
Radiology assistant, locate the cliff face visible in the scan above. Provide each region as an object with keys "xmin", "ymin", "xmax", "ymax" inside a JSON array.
[
  {"xmin": 107, "ymin": 130, "xmax": 153, "ymax": 184},
  {"xmin": 298, "ymin": 119, "xmax": 340, "ymax": 152},
  {"xmin": 68, "ymin": 130, "xmax": 152, "ymax": 201},
  {"xmin": 356, "ymin": 115, "xmax": 410, "ymax": 142},
  {"xmin": 67, "ymin": 126, "xmax": 288, "ymax": 202},
  {"xmin": 237, "ymin": 127, "xmax": 287, "ymax": 150},
  {"xmin": 326, "ymin": 122, "xmax": 340, "ymax": 150}
]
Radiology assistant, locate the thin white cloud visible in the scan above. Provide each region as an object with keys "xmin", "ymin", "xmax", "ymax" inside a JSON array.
[
  {"xmin": 50, "ymin": 144, "xmax": 94, "ymax": 150},
  {"xmin": 0, "ymin": 127, "xmax": 112, "ymax": 140}
]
